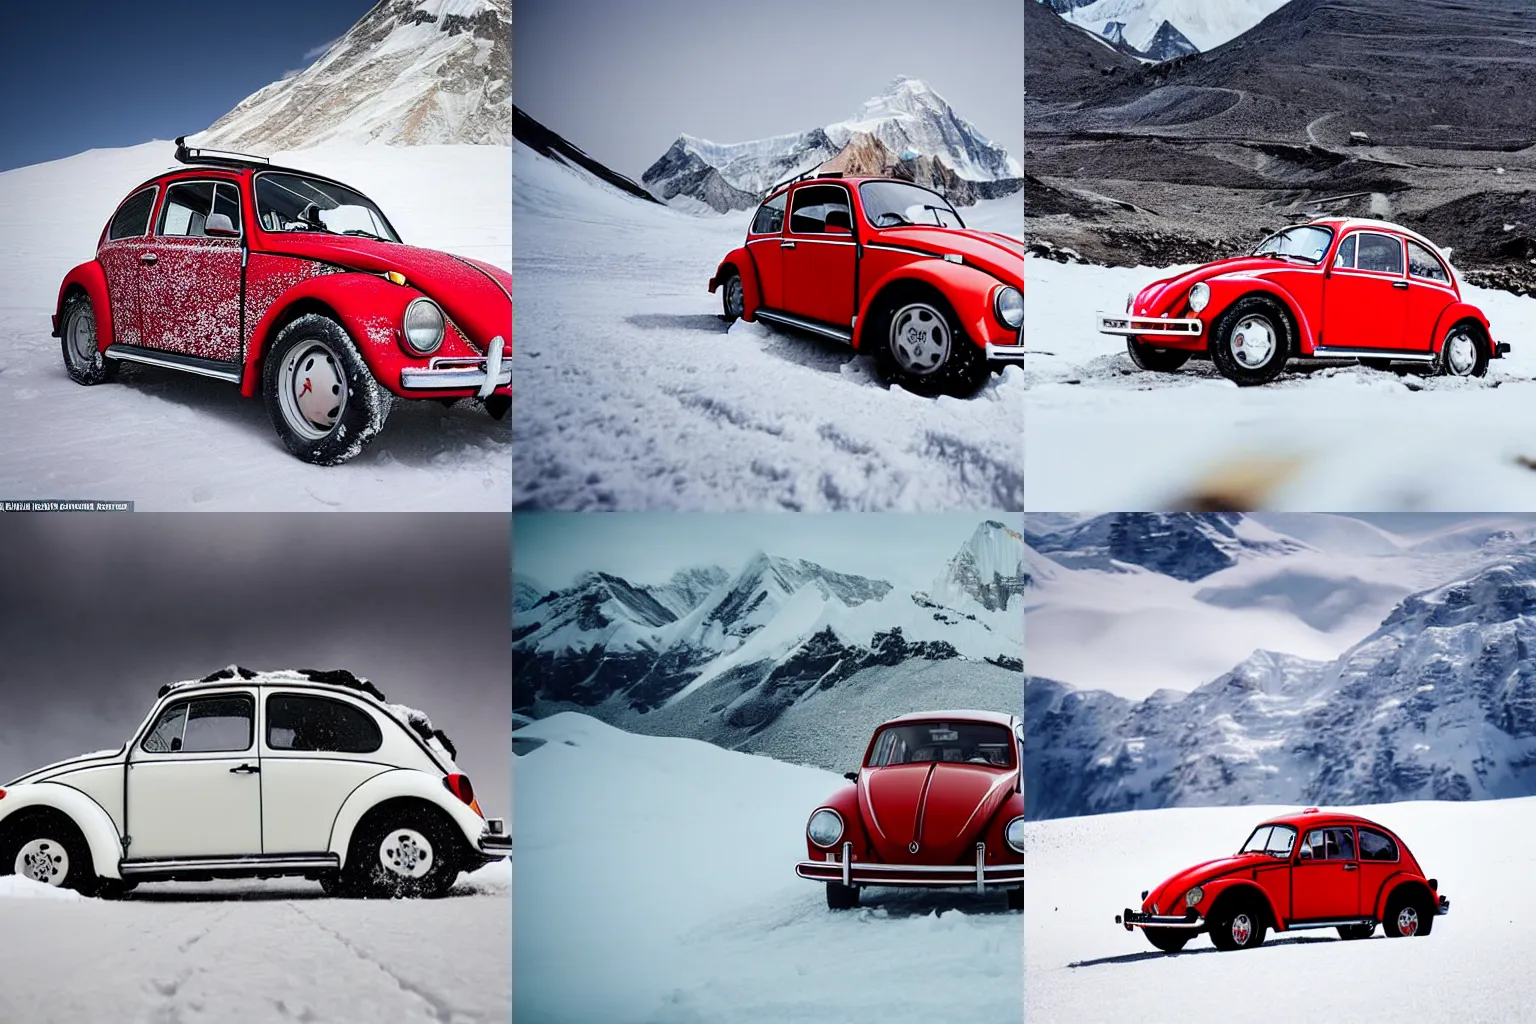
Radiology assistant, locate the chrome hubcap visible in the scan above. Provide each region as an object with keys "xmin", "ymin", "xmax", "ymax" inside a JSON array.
[
  {"xmin": 1230, "ymin": 317, "xmax": 1276, "ymax": 369},
  {"xmin": 890, "ymin": 302, "xmax": 952, "ymax": 375},
  {"xmin": 1445, "ymin": 332, "xmax": 1476, "ymax": 375},
  {"xmin": 15, "ymin": 839, "xmax": 68, "ymax": 886},
  {"xmin": 67, "ymin": 307, "xmax": 97, "ymax": 367},
  {"xmin": 725, "ymin": 276, "xmax": 744, "ymax": 317},
  {"xmin": 279, "ymin": 341, "xmax": 348, "ymax": 439},
  {"xmin": 1231, "ymin": 913, "xmax": 1252, "ymax": 945},
  {"xmin": 378, "ymin": 828, "xmax": 434, "ymax": 879},
  {"xmin": 1398, "ymin": 906, "xmax": 1419, "ymax": 935}
]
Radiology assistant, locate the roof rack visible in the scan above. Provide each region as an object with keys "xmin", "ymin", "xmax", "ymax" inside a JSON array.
[{"xmin": 173, "ymin": 135, "xmax": 271, "ymax": 170}]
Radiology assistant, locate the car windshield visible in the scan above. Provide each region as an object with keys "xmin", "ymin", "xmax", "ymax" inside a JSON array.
[
  {"xmin": 859, "ymin": 181, "xmax": 965, "ymax": 229},
  {"xmin": 1253, "ymin": 225, "xmax": 1333, "ymax": 263},
  {"xmin": 867, "ymin": 721, "xmax": 1013, "ymax": 767},
  {"xmin": 254, "ymin": 172, "xmax": 400, "ymax": 242},
  {"xmin": 1240, "ymin": 824, "xmax": 1298, "ymax": 858}
]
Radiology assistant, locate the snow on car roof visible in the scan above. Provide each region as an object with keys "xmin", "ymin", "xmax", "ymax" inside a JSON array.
[{"xmin": 880, "ymin": 709, "xmax": 1018, "ymax": 728}]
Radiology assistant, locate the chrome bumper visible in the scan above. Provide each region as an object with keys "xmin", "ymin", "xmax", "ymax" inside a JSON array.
[
  {"xmin": 796, "ymin": 841, "xmax": 1023, "ymax": 892},
  {"xmin": 399, "ymin": 336, "xmax": 509, "ymax": 398},
  {"xmin": 986, "ymin": 327, "xmax": 1026, "ymax": 362},
  {"xmin": 1098, "ymin": 313, "xmax": 1204, "ymax": 338},
  {"xmin": 477, "ymin": 817, "xmax": 511, "ymax": 856},
  {"xmin": 1117, "ymin": 908, "xmax": 1205, "ymax": 931}
]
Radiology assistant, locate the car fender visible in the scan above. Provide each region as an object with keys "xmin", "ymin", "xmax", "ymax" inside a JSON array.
[
  {"xmin": 1198, "ymin": 877, "xmax": 1283, "ymax": 928},
  {"xmin": 1371, "ymin": 874, "xmax": 1435, "ymax": 920},
  {"xmin": 327, "ymin": 768, "xmax": 485, "ymax": 867},
  {"xmin": 983, "ymin": 791, "xmax": 1025, "ymax": 863},
  {"xmin": 0, "ymin": 781, "xmax": 123, "ymax": 879},
  {"xmin": 805, "ymin": 783, "xmax": 865, "ymax": 859},
  {"xmin": 856, "ymin": 260, "xmax": 1004, "ymax": 352},
  {"xmin": 1202, "ymin": 276, "xmax": 1319, "ymax": 353},
  {"xmin": 54, "ymin": 261, "xmax": 114, "ymax": 349},
  {"xmin": 708, "ymin": 248, "xmax": 761, "ymax": 319},
  {"xmin": 1429, "ymin": 302, "xmax": 1494, "ymax": 353}
]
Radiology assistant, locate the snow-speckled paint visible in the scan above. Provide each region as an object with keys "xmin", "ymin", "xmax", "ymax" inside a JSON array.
[{"xmin": 243, "ymin": 253, "xmax": 342, "ymax": 354}]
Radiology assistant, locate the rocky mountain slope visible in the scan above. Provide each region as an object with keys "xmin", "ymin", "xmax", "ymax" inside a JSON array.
[
  {"xmin": 1026, "ymin": 512, "xmax": 1305, "ymax": 582},
  {"xmin": 1050, "ymin": 0, "xmax": 1290, "ymax": 55}
]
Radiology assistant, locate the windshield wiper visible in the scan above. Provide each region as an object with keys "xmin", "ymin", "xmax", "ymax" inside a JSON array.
[{"xmin": 341, "ymin": 229, "xmax": 388, "ymax": 241}]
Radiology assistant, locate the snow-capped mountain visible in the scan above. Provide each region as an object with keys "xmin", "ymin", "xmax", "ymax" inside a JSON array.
[
  {"xmin": 193, "ymin": 0, "xmax": 510, "ymax": 151},
  {"xmin": 1027, "ymin": 556, "xmax": 1536, "ymax": 819},
  {"xmin": 1026, "ymin": 512, "xmax": 1307, "ymax": 582},
  {"xmin": 642, "ymin": 77, "xmax": 1022, "ymax": 213},
  {"xmin": 1043, "ymin": 0, "xmax": 1290, "ymax": 56},
  {"xmin": 933, "ymin": 519, "xmax": 1028, "ymax": 613}
]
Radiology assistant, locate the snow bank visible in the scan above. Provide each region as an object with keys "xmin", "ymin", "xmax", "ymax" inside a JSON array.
[{"xmin": 0, "ymin": 877, "xmax": 90, "ymax": 900}]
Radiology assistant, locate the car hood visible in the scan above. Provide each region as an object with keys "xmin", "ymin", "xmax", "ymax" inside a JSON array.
[
  {"xmin": 1137, "ymin": 255, "xmax": 1306, "ymax": 312},
  {"xmin": 874, "ymin": 226, "xmax": 1023, "ymax": 285},
  {"xmin": 1148, "ymin": 853, "xmax": 1279, "ymax": 911},
  {"xmin": 258, "ymin": 235, "xmax": 512, "ymax": 346},
  {"xmin": 8, "ymin": 748, "xmax": 125, "ymax": 787},
  {"xmin": 858, "ymin": 761, "xmax": 1017, "ymax": 863}
]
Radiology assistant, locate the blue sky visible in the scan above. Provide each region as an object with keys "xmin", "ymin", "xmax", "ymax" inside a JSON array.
[{"xmin": 0, "ymin": 0, "xmax": 372, "ymax": 172}]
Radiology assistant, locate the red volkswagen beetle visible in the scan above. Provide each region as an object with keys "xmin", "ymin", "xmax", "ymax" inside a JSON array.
[
  {"xmin": 1117, "ymin": 809, "xmax": 1449, "ymax": 952},
  {"xmin": 53, "ymin": 139, "xmax": 511, "ymax": 465},
  {"xmin": 709, "ymin": 175, "xmax": 1024, "ymax": 397},
  {"xmin": 1098, "ymin": 217, "xmax": 1505, "ymax": 385},
  {"xmin": 795, "ymin": 710, "xmax": 1023, "ymax": 910}
]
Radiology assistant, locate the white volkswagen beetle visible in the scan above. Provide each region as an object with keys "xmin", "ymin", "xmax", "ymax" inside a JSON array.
[{"xmin": 0, "ymin": 666, "xmax": 509, "ymax": 898}]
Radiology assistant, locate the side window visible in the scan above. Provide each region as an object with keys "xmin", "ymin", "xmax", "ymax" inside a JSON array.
[
  {"xmin": 1356, "ymin": 232, "xmax": 1404, "ymax": 275},
  {"xmin": 142, "ymin": 703, "xmax": 189, "ymax": 753},
  {"xmin": 158, "ymin": 181, "xmax": 220, "ymax": 237},
  {"xmin": 1407, "ymin": 240, "xmax": 1449, "ymax": 283},
  {"xmin": 1358, "ymin": 827, "xmax": 1399, "ymax": 862},
  {"xmin": 141, "ymin": 695, "xmax": 253, "ymax": 753},
  {"xmin": 211, "ymin": 182, "xmax": 242, "ymax": 233},
  {"xmin": 108, "ymin": 188, "xmax": 157, "ymax": 241},
  {"xmin": 1299, "ymin": 827, "xmax": 1356, "ymax": 860},
  {"xmin": 750, "ymin": 193, "xmax": 787, "ymax": 235},
  {"xmin": 789, "ymin": 185, "xmax": 853, "ymax": 235},
  {"xmin": 1333, "ymin": 233, "xmax": 1357, "ymax": 270},
  {"xmin": 266, "ymin": 694, "xmax": 383, "ymax": 754}
]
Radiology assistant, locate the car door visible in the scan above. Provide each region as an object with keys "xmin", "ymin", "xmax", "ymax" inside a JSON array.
[
  {"xmin": 1403, "ymin": 239, "xmax": 1457, "ymax": 352},
  {"xmin": 1290, "ymin": 826, "xmax": 1360, "ymax": 920},
  {"xmin": 126, "ymin": 691, "xmax": 262, "ymax": 858},
  {"xmin": 138, "ymin": 178, "xmax": 244, "ymax": 363},
  {"xmin": 1321, "ymin": 230, "xmax": 1408, "ymax": 350},
  {"xmin": 1355, "ymin": 826, "xmax": 1402, "ymax": 921},
  {"xmin": 259, "ymin": 692, "xmax": 392, "ymax": 854},
  {"xmin": 746, "ymin": 191, "xmax": 787, "ymax": 309},
  {"xmin": 781, "ymin": 183, "xmax": 858, "ymax": 331},
  {"xmin": 96, "ymin": 185, "xmax": 159, "ymax": 347}
]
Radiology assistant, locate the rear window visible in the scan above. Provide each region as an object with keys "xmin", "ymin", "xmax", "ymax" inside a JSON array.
[
  {"xmin": 108, "ymin": 187, "xmax": 157, "ymax": 240},
  {"xmin": 867, "ymin": 721, "xmax": 1014, "ymax": 768}
]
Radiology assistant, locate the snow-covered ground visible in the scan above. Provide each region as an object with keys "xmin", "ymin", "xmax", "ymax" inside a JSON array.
[
  {"xmin": 0, "ymin": 862, "xmax": 508, "ymax": 1022},
  {"xmin": 512, "ymin": 142, "xmax": 1025, "ymax": 510},
  {"xmin": 1027, "ymin": 800, "xmax": 1536, "ymax": 1022},
  {"xmin": 513, "ymin": 713, "xmax": 1022, "ymax": 1023},
  {"xmin": 0, "ymin": 141, "xmax": 510, "ymax": 510},
  {"xmin": 1025, "ymin": 256, "xmax": 1536, "ymax": 510}
]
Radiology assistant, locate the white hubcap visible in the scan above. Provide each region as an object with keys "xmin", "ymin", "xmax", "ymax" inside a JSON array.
[
  {"xmin": 378, "ymin": 828, "xmax": 434, "ymax": 879},
  {"xmin": 890, "ymin": 303, "xmax": 952, "ymax": 375},
  {"xmin": 280, "ymin": 341, "xmax": 348, "ymax": 439},
  {"xmin": 1231, "ymin": 913, "xmax": 1252, "ymax": 945},
  {"xmin": 1446, "ymin": 332, "xmax": 1476, "ymax": 375},
  {"xmin": 15, "ymin": 839, "xmax": 68, "ymax": 886},
  {"xmin": 1231, "ymin": 317, "xmax": 1276, "ymax": 369},
  {"xmin": 1398, "ymin": 906, "xmax": 1419, "ymax": 935},
  {"xmin": 68, "ymin": 307, "xmax": 97, "ymax": 367}
]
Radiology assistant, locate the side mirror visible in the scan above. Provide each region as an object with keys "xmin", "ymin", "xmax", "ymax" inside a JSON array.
[
  {"xmin": 844, "ymin": 771, "xmax": 859, "ymax": 781},
  {"xmin": 205, "ymin": 213, "xmax": 239, "ymax": 238}
]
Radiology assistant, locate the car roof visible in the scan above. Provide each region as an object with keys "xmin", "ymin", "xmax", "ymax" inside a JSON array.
[
  {"xmin": 1258, "ymin": 808, "xmax": 1394, "ymax": 832},
  {"xmin": 121, "ymin": 162, "xmax": 360, "ymax": 200},
  {"xmin": 1305, "ymin": 217, "xmax": 1450, "ymax": 258},
  {"xmin": 880, "ymin": 709, "xmax": 1019, "ymax": 729},
  {"xmin": 158, "ymin": 666, "xmax": 390, "ymax": 701}
]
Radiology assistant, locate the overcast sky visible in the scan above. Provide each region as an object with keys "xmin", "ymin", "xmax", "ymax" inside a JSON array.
[
  {"xmin": 513, "ymin": 512, "xmax": 1014, "ymax": 594},
  {"xmin": 0, "ymin": 514, "xmax": 511, "ymax": 816},
  {"xmin": 514, "ymin": 0, "xmax": 1023, "ymax": 179}
]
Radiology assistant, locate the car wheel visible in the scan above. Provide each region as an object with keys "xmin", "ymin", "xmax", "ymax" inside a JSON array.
[
  {"xmin": 721, "ymin": 270, "xmax": 745, "ymax": 323},
  {"xmin": 1439, "ymin": 323, "xmax": 1489, "ymax": 378},
  {"xmin": 1384, "ymin": 889, "xmax": 1432, "ymax": 937},
  {"xmin": 1337, "ymin": 923, "xmax": 1375, "ymax": 940},
  {"xmin": 59, "ymin": 291, "xmax": 117, "ymax": 386},
  {"xmin": 263, "ymin": 313, "xmax": 391, "ymax": 466},
  {"xmin": 825, "ymin": 881, "xmax": 860, "ymax": 910},
  {"xmin": 1209, "ymin": 898, "xmax": 1268, "ymax": 951},
  {"xmin": 1006, "ymin": 886, "xmax": 1023, "ymax": 912},
  {"xmin": 1126, "ymin": 339, "xmax": 1192, "ymax": 373},
  {"xmin": 1144, "ymin": 927, "xmax": 1190, "ymax": 953},
  {"xmin": 1209, "ymin": 296, "xmax": 1293, "ymax": 386},
  {"xmin": 872, "ymin": 290, "xmax": 989, "ymax": 398},
  {"xmin": 0, "ymin": 810, "xmax": 100, "ymax": 896},
  {"xmin": 344, "ymin": 804, "xmax": 460, "ymax": 899}
]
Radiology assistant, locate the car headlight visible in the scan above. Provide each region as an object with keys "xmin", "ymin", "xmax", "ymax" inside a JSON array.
[
  {"xmin": 993, "ymin": 285, "xmax": 1023, "ymax": 329},
  {"xmin": 1184, "ymin": 886, "xmax": 1204, "ymax": 908},
  {"xmin": 1187, "ymin": 282, "xmax": 1210, "ymax": 314},
  {"xmin": 401, "ymin": 297, "xmax": 445, "ymax": 355},
  {"xmin": 1005, "ymin": 816, "xmax": 1025, "ymax": 854},
  {"xmin": 807, "ymin": 808, "xmax": 844, "ymax": 848}
]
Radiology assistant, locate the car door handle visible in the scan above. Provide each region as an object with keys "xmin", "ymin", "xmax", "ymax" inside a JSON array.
[
  {"xmin": 1392, "ymin": 281, "xmax": 1407, "ymax": 289},
  {"xmin": 140, "ymin": 252, "xmax": 158, "ymax": 264},
  {"xmin": 1343, "ymin": 863, "xmax": 1358, "ymax": 871},
  {"xmin": 781, "ymin": 241, "xmax": 796, "ymax": 249},
  {"xmin": 229, "ymin": 763, "xmax": 260, "ymax": 774}
]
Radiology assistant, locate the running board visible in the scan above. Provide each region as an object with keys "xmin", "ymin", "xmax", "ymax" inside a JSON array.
[
  {"xmin": 754, "ymin": 308, "xmax": 854, "ymax": 344},
  {"xmin": 119, "ymin": 853, "xmax": 339, "ymax": 876},
  {"xmin": 1283, "ymin": 917, "xmax": 1376, "ymax": 931},
  {"xmin": 105, "ymin": 344, "xmax": 243, "ymax": 383},
  {"xmin": 1310, "ymin": 346, "xmax": 1436, "ymax": 363}
]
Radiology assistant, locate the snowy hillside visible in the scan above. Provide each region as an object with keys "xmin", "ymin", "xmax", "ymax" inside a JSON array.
[
  {"xmin": 194, "ymin": 0, "xmax": 510, "ymax": 151},
  {"xmin": 1028, "ymin": 801, "xmax": 1535, "ymax": 1023},
  {"xmin": 1055, "ymin": 0, "xmax": 1291, "ymax": 54},
  {"xmin": 515, "ymin": 713, "xmax": 1021, "ymax": 1023},
  {"xmin": 643, "ymin": 77, "xmax": 1022, "ymax": 212},
  {"xmin": 0, "ymin": 142, "xmax": 509, "ymax": 509}
]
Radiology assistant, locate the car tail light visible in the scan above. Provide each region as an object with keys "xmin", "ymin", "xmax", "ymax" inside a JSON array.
[
  {"xmin": 0, "ymin": 788, "xmax": 6, "ymax": 800},
  {"xmin": 444, "ymin": 774, "xmax": 483, "ymax": 817}
]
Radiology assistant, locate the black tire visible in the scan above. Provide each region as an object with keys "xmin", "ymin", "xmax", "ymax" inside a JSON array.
[
  {"xmin": 826, "ymin": 881, "xmax": 860, "ymax": 910},
  {"xmin": 342, "ymin": 803, "xmax": 461, "ymax": 899},
  {"xmin": 1209, "ymin": 897, "xmax": 1268, "ymax": 951},
  {"xmin": 721, "ymin": 269, "xmax": 745, "ymax": 323},
  {"xmin": 1384, "ymin": 888, "xmax": 1432, "ymax": 937},
  {"xmin": 1359, "ymin": 358, "xmax": 1394, "ymax": 372},
  {"xmin": 1438, "ymin": 322, "xmax": 1489, "ymax": 378},
  {"xmin": 1127, "ymin": 339, "xmax": 1192, "ymax": 373},
  {"xmin": 0, "ymin": 809, "xmax": 100, "ymax": 896},
  {"xmin": 1337, "ymin": 923, "xmax": 1375, "ymax": 940},
  {"xmin": 317, "ymin": 872, "xmax": 348, "ymax": 897},
  {"xmin": 262, "ymin": 313, "xmax": 391, "ymax": 466},
  {"xmin": 1006, "ymin": 886, "xmax": 1023, "ymax": 911},
  {"xmin": 869, "ymin": 288, "xmax": 990, "ymax": 398},
  {"xmin": 1144, "ymin": 927, "xmax": 1190, "ymax": 953},
  {"xmin": 1208, "ymin": 295, "xmax": 1294, "ymax": 386},
  {"xmin": 59, "ymin": 291, "xmax": 117, "ymax": 386}
]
